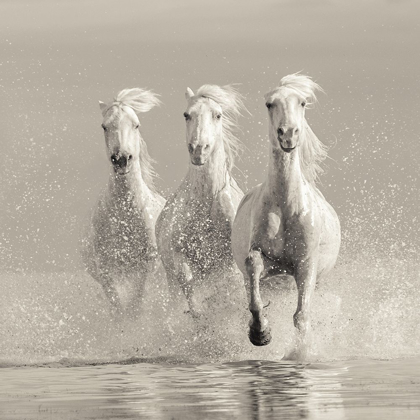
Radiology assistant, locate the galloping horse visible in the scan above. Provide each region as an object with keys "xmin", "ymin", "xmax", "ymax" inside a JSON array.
[
  {"xmin": 232, "ymin": 74, "xmax": 341, "ymax": 347},
  {"xmin": 156, "ymin": 85, "xmax": 246, "ymax": 317},
  {"xmin": 82, "ymin": 88, "xmax": 166, "ymax": 316}
]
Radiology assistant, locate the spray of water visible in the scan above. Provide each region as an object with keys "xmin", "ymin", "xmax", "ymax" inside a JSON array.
[{"xmin": 1, "ymin": 241, "xmax": 419, "ymax": 367}]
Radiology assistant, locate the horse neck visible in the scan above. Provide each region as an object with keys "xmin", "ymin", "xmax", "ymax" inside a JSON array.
[
  {"xmin": 108, "ymin": 161, "xmax": 152, "ymax": 205},
  {"xmin": 186, "ymin": 142, "xmax": 230, "ymax": 199},
  {"xmin": 267, "ymin": 143, "xmax": 306, "ymax": 212}
]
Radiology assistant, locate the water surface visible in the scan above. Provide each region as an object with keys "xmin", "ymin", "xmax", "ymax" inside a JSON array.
[{"xmin": 2, "ymin": 358, "xmax": 420, "ymax": 420}]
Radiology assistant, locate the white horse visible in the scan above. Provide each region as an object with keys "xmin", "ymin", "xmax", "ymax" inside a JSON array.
[
  {"xmin": 156, "ymin": 84, "xmax": 246, "ymax": 317},
  {"xmin": 81, "ymin": 88, "xmax": 166, "ymax": 316},
  {"xmin": 232, "ymin": 74, "xmax": 341, "ymax": 348}
]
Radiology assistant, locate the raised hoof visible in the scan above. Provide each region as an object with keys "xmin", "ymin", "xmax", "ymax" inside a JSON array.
[{"xmin": 248, "ymin": 327, "xmax": 272, "ymax": 346}]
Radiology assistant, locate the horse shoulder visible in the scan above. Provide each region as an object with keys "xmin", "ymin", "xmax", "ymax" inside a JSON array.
[
  {"xmin": 308, "ymin": 185, "xmax": 340, "ymax": 229},
  {"xmin": 232, "ymin": 184, "xmax": 265, "ymax": 245},
  {"xmin": 153, "ymin": 191, "xmax": 166, "ymax": 211},
  {"xmin": 236, "ymin": 183, "xmax": 263, "ymax": 216},
  {"xmin": 141, "ymin": 190, "xmax": 166, "ymax": 226},
  {"xmin": 297, "ymin": 185, "xmax": 341, "ymax": 265},
  {"xmin": 212, "ymin": 180, "xmax": 244, "ymax": 223},
  {"xmin": 156, "ymin": 187, "xmax": 188, "ymax": 248},
  {"xmin": 156, "ymin": 193, "xmax": 175, "ymax": 234}
]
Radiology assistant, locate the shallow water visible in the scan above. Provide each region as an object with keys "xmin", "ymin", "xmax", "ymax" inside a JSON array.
[
  {"xmin": 2, "ymin": 358, "xmax": 420, "ymax": 420},
  {"xmin": 1, "ymin": 260, "xmax": 420, "ymax": 418}
]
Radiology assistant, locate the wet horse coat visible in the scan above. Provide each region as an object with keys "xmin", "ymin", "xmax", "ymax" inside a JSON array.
[
  {"xmin": 156, "ymin": 85, "xmax": 246, "ymax": 316},
  {"xmin": 232, "ymin": 74, "xmax": 341, "ymax": 348},
  {"xmin": 81, "ymin": 88, "xmax": 165, "ymax": 315}
]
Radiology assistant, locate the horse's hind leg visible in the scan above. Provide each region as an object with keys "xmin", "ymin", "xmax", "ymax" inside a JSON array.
[{"xmin": 245, "ymin": 250, "xmax": 272, "ymax": 346}]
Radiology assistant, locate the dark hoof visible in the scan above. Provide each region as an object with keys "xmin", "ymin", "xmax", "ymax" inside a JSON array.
[
  {"xmin": 248, "ymin": 327, "xmax": 272, "ymax": 346},
  {"xmin": 185, "ymin": 309, "xmax": 201, "ymax": 320}
]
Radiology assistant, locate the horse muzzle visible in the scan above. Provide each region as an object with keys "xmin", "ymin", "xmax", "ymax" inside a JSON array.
[
  {"xmin": 280, "ymin": 143, "xmax": 297, "ymax": 153},
  {"xmin": 190, "ymin": 156, "xmax": 205, "ymax": 166},
  {"xmin": 278, "ymin": 136, "xmax": 298, "ymax": 153},
  {"xmin": 188, "ymin": 144, "xmax": 208, "ymax": 166},
  {"xmin": 277, "ymin": 126, "xmax": 299, "ymax": 153},
  {"xmin": 111, "ymin": 153, "xmax": 132, "ymax": 175}
]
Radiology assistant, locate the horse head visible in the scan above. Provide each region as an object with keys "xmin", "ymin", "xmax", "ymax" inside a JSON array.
[
  {"xmin": 183, "ymin": 87, "xmax": 224, "ymax": 166},
  {"xmin": 99, "ymin": 88, "xmax": 161, "ymax": 176},
  {"xmin": 183, "ymin": 84, "xmax": 246, "ymax": 169},
  {"xmin": 264, "ymin": 73, "xmax": 322, "ymax": 153}
]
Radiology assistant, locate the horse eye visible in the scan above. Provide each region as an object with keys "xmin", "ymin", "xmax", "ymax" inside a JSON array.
[
  {"xmin": 216, "ymin": 114, "xmax": 222, "ymax": 120},
  {"xmin": 183, "ymin": 112, "xmax": 190, "ymax": 120},
  {"xmin": 135, "ymin": 124, "xmax": 139, "ymax": 129},
  {"xmin": 101, "ymin": 124, "xmax": 107, "ymax": 131},
  {"xmin": 301, "ymin": 101, "xmax": 306, "ymax": 108},
  {"xmin": 266, "ymin": 103, "xmax": 272, "ymax": 109}
]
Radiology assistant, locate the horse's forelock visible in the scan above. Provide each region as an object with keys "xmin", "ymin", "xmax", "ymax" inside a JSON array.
[
  {"xmin": 100, "ymin": 89, "xmax": 160, "ymax": 192},
  {"xmin": 113, "ymin": 88, "xmax": 161, "ymax": 114},
  {"xmin": 279, "ymin": 73, "xmax": 324, "ymax": 106},
  {"xmin": 266, "ymin": 74, "xmax": 328, "ymax": 185}
]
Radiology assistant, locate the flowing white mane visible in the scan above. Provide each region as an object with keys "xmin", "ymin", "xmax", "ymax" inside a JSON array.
[
  {"xmin": 114, "ymin": 88, "xmax": 161, "ymax": 114},
  {"xmin": 105, "ymin": 88, "xmax": 161, "ymax": 191},
  {"xmin": 195, "ymin": 84, "xmax": 246, "ymax": 170},
  {"xmin": 279, "ymin": 73, "xmax": 328, "ymax": 184}
]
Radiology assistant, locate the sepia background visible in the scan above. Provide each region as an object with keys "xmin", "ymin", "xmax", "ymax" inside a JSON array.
[{"xmin": 1, "ymin": 4, "xmax": 420, "ymax": 417}]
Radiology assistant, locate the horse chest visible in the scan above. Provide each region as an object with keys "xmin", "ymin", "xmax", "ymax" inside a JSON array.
[
  {"xmin": 172, "ymin": 199, "xmax": 233, "ymax": 273},
  {"xmin": 94, "ymin": 202, "xmax": 157, "ymax": 273},
  {"xmin": 257, "ymin": 209, "xmax": 315, "ymax": 261}
]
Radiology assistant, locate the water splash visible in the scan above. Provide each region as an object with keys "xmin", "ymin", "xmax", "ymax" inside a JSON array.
[{"xmin": 1, "ymin": 248, "xmax": 419, "ymax": 367}]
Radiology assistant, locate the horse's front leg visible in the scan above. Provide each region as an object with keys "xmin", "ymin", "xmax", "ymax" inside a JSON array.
[
  {"xmin": 293, "ymin": 257, "xmax": 318, "ymax": 339},
  {"xmin": 101, "ymin": 278, "xmax": 124, "ymax": 317},
  {"xmin": 245, "ymin": 249, "xmax": 272, "ymax": 346},
  {"xmin": 173, "ymin": 254, "xmax": 201, "ymax": 319}
]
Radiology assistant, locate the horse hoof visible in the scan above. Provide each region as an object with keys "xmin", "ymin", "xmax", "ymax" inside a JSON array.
[
  {"xmin": 185, "ymin": 309, "xmax": 201, "ymax": 320},
  {"xmin": 248, "ymin": 327, "xmax": 272, "ymax": 346}
]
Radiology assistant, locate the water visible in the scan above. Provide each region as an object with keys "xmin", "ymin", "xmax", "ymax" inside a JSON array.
[
  {"xmin": 2, "ymin": 253, "xmax": 420, "ymax": 366},
  {"xmin": 1, "ymin": 258, "xmax": 420, "ymax": 418},
  {"xmin": 2, "ymin": 358, "xmax": 420, "ymax": 420}
]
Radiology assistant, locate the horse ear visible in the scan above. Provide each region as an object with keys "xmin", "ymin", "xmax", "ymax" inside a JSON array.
[
  {"xmin": 99, "ymin": 101, "xmax": 107, "ymax": 115},
  {"xmin": 185, "ymin": 87, "xmax": 194, "ymax": 100}
]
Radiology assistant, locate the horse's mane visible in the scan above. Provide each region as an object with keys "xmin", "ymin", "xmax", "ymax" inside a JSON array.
[
  {"xmin": 135, "ymin": 135, "xmax": 158, "ymax": 193},
  {"xmin": 114, "ymin": 88, "xmax": 161, "ymax": 114},
  {"xmin": 195, "ymin": 84, "xmax": 247, "ymax": 171},
  {"xmin": 106, "ymin": 88, "xmax": 161, "ymax": 192},
  {"xmin": 279, "ymin": 73, "xmax": 328, "ymax": 184}
]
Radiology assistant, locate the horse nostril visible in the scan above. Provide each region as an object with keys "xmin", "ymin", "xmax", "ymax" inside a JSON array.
[
  {"xmin": 278, "ymin": 128, "xmax": 284, "ymax": 136},
  {"xmin": 188, "ymin": 144, "xmax": 194, "ymax": 154},
  {"xmin": 111, "ymin": 154, "xmax": 118, "ymax": 164},
  {"xmin": 294, "ymin": 128, "xmax": 299, "ymax": 135}
]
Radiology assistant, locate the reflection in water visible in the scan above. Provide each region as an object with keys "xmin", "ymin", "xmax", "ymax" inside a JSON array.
[
  {"xmin": 2, "ymin": 355, "xmax": 420, "ymax": 420},
  {"xmin": 1, "ymin": 361, "xmax": 348, "ymax": 420},
  {"xmin": 230, "ymin": 361, "xmax": 345, "ymax": 420}
]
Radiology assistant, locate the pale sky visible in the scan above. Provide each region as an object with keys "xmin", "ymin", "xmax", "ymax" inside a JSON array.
[{"xmin": 0, "ymin": 0, "xmax": 418, "ymax": 270}]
